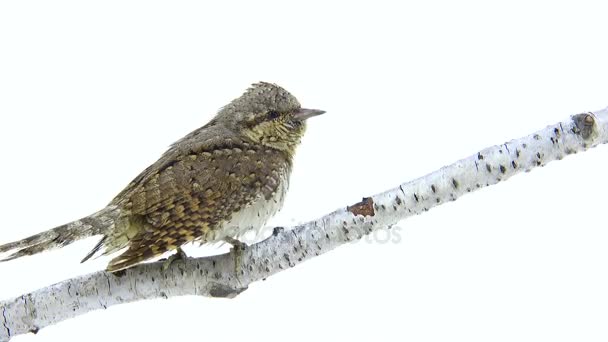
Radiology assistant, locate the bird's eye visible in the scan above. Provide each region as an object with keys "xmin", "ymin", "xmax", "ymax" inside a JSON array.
[{"xmin": 267, "ymin": 111, "xmax": 280, "ymax": 120}]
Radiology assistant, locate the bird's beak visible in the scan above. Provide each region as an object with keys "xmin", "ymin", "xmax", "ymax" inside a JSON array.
[{"xmin": 293, "ymin": 108, "xmax": 326, "ymax": 121}]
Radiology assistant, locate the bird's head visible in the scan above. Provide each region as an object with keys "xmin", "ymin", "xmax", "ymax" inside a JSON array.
[{"xmin": 216, "ymin": 82, "xmax": 325, "ymax": 153}]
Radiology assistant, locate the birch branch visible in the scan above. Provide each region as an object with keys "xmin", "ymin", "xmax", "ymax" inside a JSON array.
[{"xmin": 2, "ymin": 108, "xmax": 607, "ymax": 341}]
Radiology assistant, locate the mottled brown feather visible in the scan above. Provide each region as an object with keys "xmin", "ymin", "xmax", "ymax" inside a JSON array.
[{"xmin": 106, "ymin": 135, "xmax": 292, "ymax": 271}]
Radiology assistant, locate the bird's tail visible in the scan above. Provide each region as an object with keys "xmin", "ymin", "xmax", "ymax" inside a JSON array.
[{"xmin": 0, "ymin": 206, "xmax": 120, "ymax": 262}]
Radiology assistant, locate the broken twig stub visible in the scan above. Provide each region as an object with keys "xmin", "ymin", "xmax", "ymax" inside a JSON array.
[{"xmin": 347, "ymin": 197, "xmax": 375, "ymax": 217}]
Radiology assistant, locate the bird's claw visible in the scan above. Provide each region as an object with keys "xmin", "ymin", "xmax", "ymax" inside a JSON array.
[
  {"xmin": 223, "ymin": 237, "xmax": 248, "ymax": 251},
  {"xmin": 162, "ymin": 247, "xmax": 188, "ymax": 271}
]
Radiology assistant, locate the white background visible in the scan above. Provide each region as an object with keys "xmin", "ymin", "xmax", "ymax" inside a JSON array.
[{"xmin": 1, "ymin": 1, "xmax": 608, "ymax": 341}]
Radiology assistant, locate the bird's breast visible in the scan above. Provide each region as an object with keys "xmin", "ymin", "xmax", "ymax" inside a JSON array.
[{"xmin": 217, "ymin": 169, "xmax": 289, "ymax": 242}]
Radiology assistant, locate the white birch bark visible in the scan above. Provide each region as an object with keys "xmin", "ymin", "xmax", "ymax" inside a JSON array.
[{"xmin": 1, "ymin": 108, "xmax": 607, "ymax": 341}]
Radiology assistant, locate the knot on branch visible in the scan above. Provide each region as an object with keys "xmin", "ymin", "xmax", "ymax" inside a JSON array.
[
  {"xmin": 572, "ymin": 113, "xmax": 597, "ymax": 140},
  {"xmin": 347, "ymin": 197, "xmax": 375, "ymax": 217}
]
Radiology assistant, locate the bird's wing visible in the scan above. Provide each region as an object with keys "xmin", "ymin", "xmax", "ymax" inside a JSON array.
[{"xmin": 104, "ymin": 141, "xmax": 288, "ymax": 272}]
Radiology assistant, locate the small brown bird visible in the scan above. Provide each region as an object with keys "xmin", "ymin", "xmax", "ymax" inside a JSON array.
[{"xmin": 0, "ymin": 82, "xmax": 325, "ymax": 272}]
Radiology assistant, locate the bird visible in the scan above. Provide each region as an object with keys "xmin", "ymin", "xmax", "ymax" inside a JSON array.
[{"xmin": 0, "ymin": 82, "xmax": 325, "ymax": 272}]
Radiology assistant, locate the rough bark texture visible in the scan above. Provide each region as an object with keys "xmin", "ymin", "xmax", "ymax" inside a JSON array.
[{"xmin": 1, "ymin": 108, "xmax": 607, "ymax": 341}]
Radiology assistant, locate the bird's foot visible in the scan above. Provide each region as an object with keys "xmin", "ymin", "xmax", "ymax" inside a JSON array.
[
  {"xmin": 223, "ymin": 237, "xmax": 247, "ymax": 276},
  {"xmin": 223, "ymin": 237, "xmax": 248, "ymax": 250},
  {"xmin": 162, "ymin": 247, "xmax": 188, "ymax": 271}
]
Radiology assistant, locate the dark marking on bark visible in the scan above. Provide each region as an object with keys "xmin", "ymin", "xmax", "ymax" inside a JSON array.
[
  {"xmin": 347, "ymin": 197, "xmax": 375, "ymax": 217},
  {"xmin": 499, "ymin": 165, "xmax": 506, "ymax": 174},
  {"xmin": 504, "ymin": 144, "xmax": 510, "ymax": 154},
  {"xmin": 477, "ymin": 153, "xmax": 484, "ymax": 160},
  {"xmin": 515, "ymin": 149, "xmax": 521, "ymax": 158},
  {"xmin": 112, "ymin": 270, "xmax": 127, "ymax": 278},
  {"xmin": 2, "ymin": 306, "xmax": 10, "ymax": 338},
  {"xmin": 536, "ymin": 152, "xmax": 541, "ymax": 159},
  {"xmin": 474, "ymin": 161, "xmax": 479, "ymax": 171},
  {"xmin": 511, "ymin": 161, "xmax": 518, "ymax": 169},
  {"xmin": 533, "ymin": 134, "xmax": 541, "ymax": 140},
  {"xmin": 431, "ymin": 185, "xmax": 436, "ymax": 193},
  {"xmin": 414, "ymin": 193, "xmax": 419, "ymax": 202},
  {"xmin": 486, "ymin": 164, "xmax": 492, "ymax": 172},
  {"xmin": 452, "ymin": 178, "xmax": 459, "ymax": 189},
  {"xmin": 208, "ymin": 283, "xmax": 247, "ymax": 298},
  {"xmin": 272, "ymin": 227, "xmax": 284, "ymax": 236}
]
